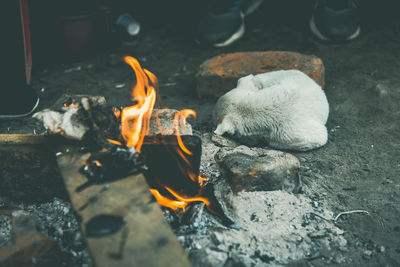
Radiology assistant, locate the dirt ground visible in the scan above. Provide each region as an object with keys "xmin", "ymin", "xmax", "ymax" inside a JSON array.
[{"xmin": 1, "ymin": 0, "xmax": 400, "ymax": 266}]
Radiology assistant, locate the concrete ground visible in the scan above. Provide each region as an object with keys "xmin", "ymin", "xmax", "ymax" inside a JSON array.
[{"xmin": 1, "ymin": 0, "xmax": 399, "ymax": 266}]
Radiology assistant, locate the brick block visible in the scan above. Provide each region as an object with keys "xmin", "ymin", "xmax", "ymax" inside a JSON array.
[
  {"xmin": 215, "ymin": 146, "xmax": 301, "ymax": 194},
  {"xmin": 196, "ymin": 51, "xmax": 325, "ymax": 98}
]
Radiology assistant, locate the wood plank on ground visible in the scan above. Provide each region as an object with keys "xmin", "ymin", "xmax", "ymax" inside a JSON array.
[
  {"xmin": 0, "ymin": 134, "xmax": 47, "ymax": 144},
  {"xmin": 54, "ymin": 144, "xmax": 192, "ymax": 267}
]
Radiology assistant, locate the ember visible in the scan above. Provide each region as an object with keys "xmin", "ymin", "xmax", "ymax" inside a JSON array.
[{"xmin": 78, "ymin": 142, "xmax": 144, "ymax": 192}]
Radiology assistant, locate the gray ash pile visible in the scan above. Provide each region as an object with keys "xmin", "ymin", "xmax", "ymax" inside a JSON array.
[
  {"xmin": 0, "ymin": 198, "xmax": 93, "ymax": 267},
  {"xmin": 161, "ymin": 133, "xmax": 349, "ymax": 266}
]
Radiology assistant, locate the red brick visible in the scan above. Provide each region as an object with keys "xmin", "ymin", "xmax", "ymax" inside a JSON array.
[{"xmin": 196, "ymin": 51, "xmax": 325, "ymax": 98}]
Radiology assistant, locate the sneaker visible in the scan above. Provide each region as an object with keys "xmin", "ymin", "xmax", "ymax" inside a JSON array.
[
  {"xmin": 309, "ymin": 0, "xmax": 361, "ymax": 42},
  {"xmin": 0, "ymin": 84, "xmax": 39, "ymax": 119},
  {"xmin": 243, "ymin": 0, "xmax": 264, "ymax": 16},
  {"xmin": 196, "ymin": 0, "xmax": 264, "ymax": 47}
]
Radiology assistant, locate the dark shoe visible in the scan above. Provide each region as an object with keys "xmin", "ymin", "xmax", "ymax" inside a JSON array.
[
  {"xmin": 196, "ymin": 0, "xmax": 264, "ymax": 47},
  {"xmin": 0, "ymin": 84, "xmax": 39, "ymax": 119},
  {"xmin": 243, "ymin": 0, "xmax": 264, "ymax": 16},
  {"xmin": 309, "ymin": 0, "xmax": 361, "ymax": 42}
]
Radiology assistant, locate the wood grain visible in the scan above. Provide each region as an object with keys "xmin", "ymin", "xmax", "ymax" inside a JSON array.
[
  {"xmin": 0, "ymin": 135, "xmax": 191, "ymax": 267},
  {"xmin": 56, "ymin": 145, "xmax": 191, "ymax": 267}
]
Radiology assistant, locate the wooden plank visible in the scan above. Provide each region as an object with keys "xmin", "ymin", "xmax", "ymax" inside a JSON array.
[
  {"xmin": 0, "ymin": 134, "xmax": 47, "ymax": 144},
  {"xmin": 56, "ymin": 145, "xmax": 191, "ymax": 267}
]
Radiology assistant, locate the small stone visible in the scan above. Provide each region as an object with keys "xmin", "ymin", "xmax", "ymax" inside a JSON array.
[
  {"xmin": 114, "ymin": 83, "xmax": 126, "ymax": 88},
  {"xmin": 215, "ymin": 146, "xmax": 301, "ymax": 194},
  {"xmin": 0, "ymin": 211, "xmax": 55, "ymax": 266},
  {"xmin": 196, "ymin": 51, "xmax": 325, "ymax": 98},
  {"xmin": 177, "ymin": 236, "xmax": 185, "ymax": 243},
  {"xmin": 210, "ymin": 232, "xmax": 223, "ymax": 246},
  {"xmin": 363, "ymin": 250, "xmax": 373, "ymax": 259},
  {"xmin": 379, "ymin": 246, "xmax": 385, "ymax": 253},
  {"xmin": 148, "ymin": 109, "xmax": 192, "ymax": 136},
  {"xmin": 189, "ymin": 248, "xmax": 228, "ymax": 267},
  {"xmin": 308, "ymin": 229, "xmax": 329, "ymax": 239},
  {"xmin": 211, "ymin": 134, "xmax": 239, "ymax": 148}
]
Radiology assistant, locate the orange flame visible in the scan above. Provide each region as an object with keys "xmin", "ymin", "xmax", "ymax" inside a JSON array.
[
  {"xmin": 63, "ymin": 99, "xmax": 75, "ymax": 108},
  {"xmin": 174, "ymin": 109, "xmax": 196, "ymax": 155},
  {"xmin": 198, "ymin": 176, "xmax": 209, "ymax": 187},
  {"xmin": 112, "ymin": 107, "xmax": 121, "ymax": 119},
  {"xmin": 150, "ymin": 189, "xmax": 186, "ymax": 210},
  {"xmin": 93, "ymin": 160, "xmax": 102, "ymax": 167},
  {"xmin": 172, "ymin": 109, "xmax": 209, "ymax": 185},
  {"xmin": 106, "ymin": 138, "xmax": 122, "ymax": 146},
  {"xmin": 120, "ymin": 56, "xmax": 157, "ymax": 151},
  {"xmin": 150, "ymin": 187, "xmax": 210, "ymax": 211},
  {"xmin": 165, "ymin": 186, "xmax": 210, "ymax": 206},
  {"xmin": 120, "ymin": 56, "xmax": 210, "ymax": 212}
]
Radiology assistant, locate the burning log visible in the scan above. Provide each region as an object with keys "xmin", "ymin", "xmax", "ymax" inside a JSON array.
[
  {"xmin": 140, "ymin": 135, "xmax": 234, "ymax": 226},
  {"xmin": 140, "ymin": 135, "xmax": 201, "ymax": 196},
  {"xmin": 77, "ymin": 134, "xmax": 233, "ymax": 226}
]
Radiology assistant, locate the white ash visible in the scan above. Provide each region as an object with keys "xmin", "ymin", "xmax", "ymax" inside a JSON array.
[
  {"xmin": 198, "ymin": 133, "xmax": 226, "ymax": 181},
  {"xmin": 173, "ymin": 180, "xmax": 348, "ymax": 266},
  {"xmin": 0, "ymin": 198, "xmax": 93, "ymax": 266},
  {"xmin": 0, "ymin": 215, "xmax": 12, "ymax": 247},
  {"xmin": 166, "ymin": 133, "xmax": 349, "ymax": 266},
  {"xmin": 26, "ymin": 198, "xmax": 93, "ymax": 266}
]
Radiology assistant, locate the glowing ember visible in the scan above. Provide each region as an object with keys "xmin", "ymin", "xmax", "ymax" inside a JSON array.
[
  {"xmin": 120, "ymin": 56, "xmax": 210, "ymax": 212},
  {"xmin": 63, "ymin": 99, "xmax": 76, "ymax": 107},
  {"xmin": 149, "ymin": 189, "xmax": 186, "ymax": 211},
  {"xmin": 93, "ymin": 160, "xmax": 102, "ymax": 167},
  {"xmin": 106, "ymin": 138, "xmax": 122, "ymax": 146},
  {"xmin": 112, "ymin": 107, "xmax": 121, "ymax": 119},
  {"xmin": 150, "ymin": 186, "xmax": 211, "ymax": 211}
]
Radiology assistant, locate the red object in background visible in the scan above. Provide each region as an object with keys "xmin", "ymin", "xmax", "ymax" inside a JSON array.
[
  {"xmin": 0, "ymin": 0, "xmax": 38, "ymax": 117},
  {"xmin": 59, "ymin": 11, "xmax": 98, "ymax": 62},
  {"xmin": 19, "ymin": 0, "xmax": 32, "ymax": 85}
]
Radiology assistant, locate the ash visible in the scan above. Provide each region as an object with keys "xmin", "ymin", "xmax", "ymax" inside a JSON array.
[
  {"xmin": 165, "ymin": 133, "xmax": 348, "ymax": 266},
  {"xmin": 0, "ymin": 215, "xmax": 12, "ymax": 247},
  {"xmin": 0, "ymin": 198, "xmax": 93, "ymax": 267}
]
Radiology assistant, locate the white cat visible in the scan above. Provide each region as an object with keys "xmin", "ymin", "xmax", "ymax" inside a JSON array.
[{"xmin": 213, "ymin": 70, "xmax": 329, "ymax": 151}]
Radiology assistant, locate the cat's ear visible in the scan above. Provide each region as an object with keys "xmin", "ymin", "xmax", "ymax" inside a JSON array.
[
  {"xmin": 237, "ymin": 74, "xmax": 254, "ymax": 88},
  {"xmin": 214, "ymin": 117, "xmax": 235, "ymax": 135}
]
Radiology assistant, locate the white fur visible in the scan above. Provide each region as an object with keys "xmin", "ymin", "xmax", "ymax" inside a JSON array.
[{"xmin": 213, "ymin": 70, "xmax": 329, "ymax": 151}]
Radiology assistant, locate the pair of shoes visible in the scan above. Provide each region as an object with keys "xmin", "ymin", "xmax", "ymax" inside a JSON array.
[
  {"xmin": 309, "ymin": 0, "xmax": 361, "ymax": 41},
  {"xmin": 196, "ymin": 0, "xmax": 264, "ymax": 47},
  {"xmin": 0, "ymin": 84, "xmax": 39, "ymax": 119},
  {"xmin": 196, "ymin": 0, "xmax": 361, "ymax": 47}
]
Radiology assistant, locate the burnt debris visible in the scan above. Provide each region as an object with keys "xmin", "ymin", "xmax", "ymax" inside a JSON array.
[
  {"xmin": 78, "ymin": 142, "xmax": 145, "ymax": 192},
  {"xmin": 33, "ymin": 94, "xmax": 122, "ymax": 147}
]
